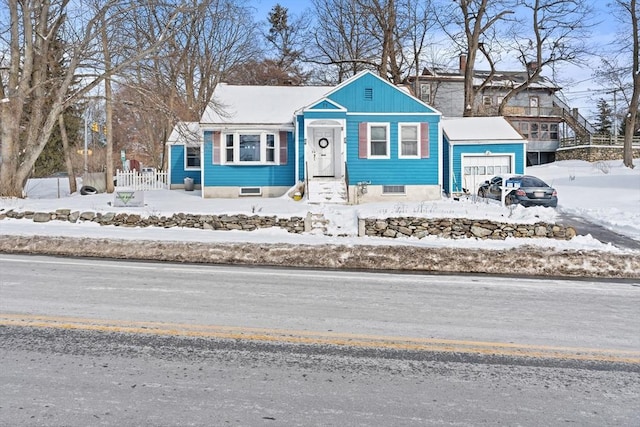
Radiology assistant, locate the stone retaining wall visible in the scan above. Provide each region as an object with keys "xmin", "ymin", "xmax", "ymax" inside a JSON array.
[
  {"xmin": 556, "ymin": 146, "xmax": 640, "ymax": 162},
  {"xmin": 361, "ymin": 217, "xmax": 576, "ymax": 240},
  {"xmin": 1, "ymin": 209, "xmax": 576, "ymax": 242},
  {"xmin": 0, "ymin": 209, "xmax": 306, "ymax": 233}
]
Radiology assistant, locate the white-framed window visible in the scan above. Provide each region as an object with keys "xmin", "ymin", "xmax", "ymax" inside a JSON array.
[
  {"xmin": 222, "ymin": 132, "xmax": 278, "ymax": 164},
  {"xmin": 420, "ymin": 84, "xmax": 430, "ymax": 103},
  {"xmin": 398, "ymin": 123, "xmax": 420, "ymax": 158},
  {"xmin": 368, "ymin": 123, "xmax": 390, "ymax": 158},
  {"xmin": 482, "ymin": 95, "xmax": 492, "ymax": 106},
  {"xmin": 185, "ymin": 146, "xmax": 201, "ymax": 169}
]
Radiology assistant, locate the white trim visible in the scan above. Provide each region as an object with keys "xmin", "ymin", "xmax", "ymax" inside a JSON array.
[
  {"xmin": 368, "ymin": 123, "xmax": 390, "ymax": 159},
  {"xmin": 447, "ymin": 139, "xmax": 526, "ymax": 146},
  {"xmin": 347, "ymin": 111, "xmax": 440, "ymax": 116},
  {"xmin": 397, "ymin": 122, "xmax": 421, "ymax": 159},
  {"xmin": 239, "ymin": 187, "xmax": 262, "ymax": 196},
  {"xmin": 184, "ymin": 145, "xmax": 202, "ymax": 170}
]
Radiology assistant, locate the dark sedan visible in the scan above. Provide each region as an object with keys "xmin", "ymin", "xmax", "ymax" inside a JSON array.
[{"xmin": 477, "ymin": 175, "xmax": 558, "ymax": 208}]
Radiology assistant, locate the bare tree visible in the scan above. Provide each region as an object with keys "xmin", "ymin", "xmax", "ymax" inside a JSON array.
[
  {"xmin": 309, "ymin": 0, "xmax": 377, "ymax": 83},
  {"xmin": 117, "ymin": 0, "xmax": 260, "ymax": 171},
  {"xmin": 0, "ymin": 1, "xmax": 192, "ymax": 197},
  {"xmin": 498, "ymin": 0, "xmax": 594, "ymax": 115},
  {"xmin": 435, "ymin": 0, "xmax": 517, "ymax": 116},
  {"xmin": 309, "ymin": 0, "xmax": 433, "ymax": 84},
  {"xmin": 616, "ymin": 0, "xmax": 639, "ymax": 168},
  {"xmin": 596, "ymin": 0, "xmax": 639, "ymax": 168}
]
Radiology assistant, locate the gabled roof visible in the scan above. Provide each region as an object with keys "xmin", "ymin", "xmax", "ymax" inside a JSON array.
[
  {"xmin": 201, "ymin": 84, "xmax": 332, "ymax": 126},
  {"xmin": 201, "ymin": 70, "xmax": 439, "ymax": 127},
  {"xmin": 414, "ymin": 68, "xmax": 560, "ymax": 91},
  {"xmin": 166, "ymin": 121, "xmax": 201, "ymax": 146},
  {"xmin": 442, "ymin": 117, "xmax": 525, "ymax": 143}
]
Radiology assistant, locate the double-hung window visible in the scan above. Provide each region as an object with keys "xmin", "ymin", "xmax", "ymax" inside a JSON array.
[
  {"xmin": 223, "ymin": 132, "xmax": 278, "ymax": 164},
  {"xmin": 398, "ymin": 123, "xmax": 419, "ymax": 158},
  {"xmin": 186, "ymin": 146, "xmax": 201, "ymax": 169},
  {"xmin": 369, "ymin": 124, "xmax": 389, "ymax": 158}
]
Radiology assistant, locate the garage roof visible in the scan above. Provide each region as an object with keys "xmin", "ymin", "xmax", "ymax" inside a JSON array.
[{"xmin": 442, "ymin": 117, "xmax": 525, "ymax": 143}]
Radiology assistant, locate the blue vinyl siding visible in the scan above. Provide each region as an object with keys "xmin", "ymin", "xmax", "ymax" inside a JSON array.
[
  {"xmin": 296, "ymin": 116, "xmax": 305, "ymax": 182},
  {"xmin": 169, "ymin": 145, "xmax": 201, "ymax": 185},
  {"xmin": 442, "ymin": 139, "xmax": 451, "ymax": 194},
  {"xmin": 202, "ymin": 130, "xmax": 295, "ymax": 188},
  {"xmin": 450, "ymin": 143, "xmax": 526, "ymax": 193},
  {"xmin": 327, "ymin": 73, "xmax": 437, "ymax": 114},
  {"xmin": 345, "ymin": 114, "xmax": 440, "ymax": 186}
]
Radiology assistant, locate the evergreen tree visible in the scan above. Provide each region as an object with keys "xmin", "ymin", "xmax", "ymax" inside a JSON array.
[
  {"xmin": 265, "ymin": 4, "xmax": 310, "ymax": 85},
  {"xmin": 594, "ymin": 98, "xmax": 614, "ymax": 136}
]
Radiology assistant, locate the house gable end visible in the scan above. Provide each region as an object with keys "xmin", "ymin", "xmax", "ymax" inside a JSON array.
[{"xmin": 325, "ymin": 71, "xmax": 439, "ymax": 115}]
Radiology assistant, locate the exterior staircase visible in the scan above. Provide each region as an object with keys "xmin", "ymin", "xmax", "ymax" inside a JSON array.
[
  {"xmin": 554, "ymin": 95, "xmax": 595, "ymax": 145},
  {"xmin": 306, "ymin": 178, "xmax": 348, "ymax": 204}
]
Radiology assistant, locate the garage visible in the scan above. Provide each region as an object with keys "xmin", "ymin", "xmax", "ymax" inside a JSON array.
[
  {"xmin": 441, "ymin": 117, "xmax": 527, "ymax": 196},
  {"xmin": 462, "ymin": 155, "xmax": 512, "ymax": 192}
]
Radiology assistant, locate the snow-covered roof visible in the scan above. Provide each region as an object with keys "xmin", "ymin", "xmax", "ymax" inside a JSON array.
[
  {"xmin": 442, "ymin": 117, "xmax": 525, "ymax": 143},
  {"xmin": 201, "ymin": 84, "xmax": 333, "ymax": 127},
  {"xmin": 166, "ymin": 122, "xmax": 201, "ymax": 146}
]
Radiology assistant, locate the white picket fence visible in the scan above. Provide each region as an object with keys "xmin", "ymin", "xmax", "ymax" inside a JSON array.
[{"xmin": 115, "ymin": 169, "xmax": 168, "ymax": 190}]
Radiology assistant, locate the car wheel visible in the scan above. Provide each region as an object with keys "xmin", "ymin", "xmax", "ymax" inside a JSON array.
[
  {"xmin": 505, "ymin": 195, "xmax": 514, "ymax": 206},
  {"xmin": 478, "ymin": 188, "xmax": 486, "ymax": 198},
  {"xmin": 80, "ymin": 185, "xmax": 98, "ymax": 195}
]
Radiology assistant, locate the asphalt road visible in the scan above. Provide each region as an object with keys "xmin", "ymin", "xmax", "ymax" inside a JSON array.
[{"xmin": 1, "ymin": 254, "xmax": 639, "ymax": 426}]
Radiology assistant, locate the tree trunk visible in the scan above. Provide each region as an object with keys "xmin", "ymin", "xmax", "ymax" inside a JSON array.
[
  {"xmin": 58, "ymin": 115, "xmax": 78, "ymax": 194},
  {"xmin": 623, "ymin": 0, "xmax": 639, "ymax": 168},
  {"xmin": 103, "ymin": 21, "xmax": 115, "ymax": 193}
]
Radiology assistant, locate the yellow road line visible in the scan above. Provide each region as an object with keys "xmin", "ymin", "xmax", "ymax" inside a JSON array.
[{"xmin": 2, "ymin": 313, "xmax": 639, "ymax": 364}]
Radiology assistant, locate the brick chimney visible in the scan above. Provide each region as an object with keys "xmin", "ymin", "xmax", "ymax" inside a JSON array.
[
  {"xmin": 459, "ymin": 54, "xmax": 467, "ymax": 73},
  {"xmin": 527, "ymin": 61, "xmax": 539, "ymax": 72}
]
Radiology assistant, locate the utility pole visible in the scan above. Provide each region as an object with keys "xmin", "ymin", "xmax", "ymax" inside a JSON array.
[{"xmin": 606, "ymin": 88, "xmax": 622, "ymax": 140}]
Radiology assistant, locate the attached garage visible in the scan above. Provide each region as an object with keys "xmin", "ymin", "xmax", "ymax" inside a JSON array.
[{"xmin": 442, "ymin": 117, "xmax": 526, "ymax": 196}]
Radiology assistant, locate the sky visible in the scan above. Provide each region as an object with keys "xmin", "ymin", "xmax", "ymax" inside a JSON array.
[
  {"xmin": 2, "ymin": 159, "xmax": 639, "ymax": 254},
  {"xmin": 251, "ymin": 0, "xmax": 622, "ymax": 119}
]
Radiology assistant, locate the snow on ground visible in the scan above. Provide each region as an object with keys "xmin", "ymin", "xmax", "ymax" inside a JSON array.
[{"xmin": 1, "ymin": 159, "xmax": 639, "ymax": 253}]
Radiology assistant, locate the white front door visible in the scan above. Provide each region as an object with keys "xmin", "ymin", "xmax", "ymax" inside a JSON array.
[{"xmin": 312, "ymin": 129, "xmax": 335, "ymax": 177}]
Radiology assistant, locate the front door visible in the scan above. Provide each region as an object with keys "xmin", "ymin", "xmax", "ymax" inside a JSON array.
[{"xmin": 312, "ymin": 129, "xmax": 335, "ymax": 177}]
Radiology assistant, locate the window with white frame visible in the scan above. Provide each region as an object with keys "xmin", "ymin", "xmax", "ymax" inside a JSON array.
[
  {"xmin": 223, "ymin": 132, "xmax": 278, "ymax": 164},
  {"xmin": 398, "ymin": 123, "xmax": 419, "ymax": 158},
  {"xmin": 369, "ymin": 124, "xmax": 389, "ymax": 158},
  {"xmin": 482, "ymin": 95, "xmax": 492, "ymax": 106},
  {"xmin": 186, "ymin": 146, "xmax": 201, "ymax": 168}
]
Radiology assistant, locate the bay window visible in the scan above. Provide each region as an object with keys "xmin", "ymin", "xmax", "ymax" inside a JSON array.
[{"xmin": 223, "ymin": 132, "xmax": 278, "ymax": 164}]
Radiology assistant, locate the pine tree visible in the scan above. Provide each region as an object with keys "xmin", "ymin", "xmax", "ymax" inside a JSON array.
[{"xmin": 594, "ymin": 98, "xmax": 614, "ymax": 136}]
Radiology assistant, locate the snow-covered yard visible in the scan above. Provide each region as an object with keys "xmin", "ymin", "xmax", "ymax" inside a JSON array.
[{"xmin": 2, "ymin": 159, "xmax": 638, "ymax": 252}]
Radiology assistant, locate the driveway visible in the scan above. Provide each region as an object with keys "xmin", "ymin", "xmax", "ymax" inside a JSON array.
[{"xmin": 558, "ymin": 213, "xmax": 640, "ymax": 251}]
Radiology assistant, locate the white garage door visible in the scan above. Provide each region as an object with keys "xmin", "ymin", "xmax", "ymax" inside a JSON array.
[{"xmin": 463, "ymin": 155, "xmax": 512, "ymax": 191}]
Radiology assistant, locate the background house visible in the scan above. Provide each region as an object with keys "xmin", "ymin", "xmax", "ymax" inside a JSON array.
[{"xmin": 407, "ymin": 56, "xmax": 594, "ymax": 166}]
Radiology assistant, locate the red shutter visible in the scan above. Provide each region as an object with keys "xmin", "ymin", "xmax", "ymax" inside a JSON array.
[
  {"xmin": 358, "ymin": 122, "xmax": 368, "ymax": 158},
  {"xmin": 420, "ymin": 123, "xmax": 429, "ymax": 158},
  {"xmin": 279, "ymin": 131, "xmax": 288, "ymax": 165},
  {"xmin": 213, "ymin": 131, "xmax": 221, "ymax": 164}
]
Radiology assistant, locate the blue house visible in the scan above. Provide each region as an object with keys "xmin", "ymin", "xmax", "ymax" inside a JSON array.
[
  {"xmin": 168, "ymin": 71, "xmax": 442, "ymax": 203},
  {"xmin": 441, "ymin": 117, "xmax": 527, "ymax": 195}
]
